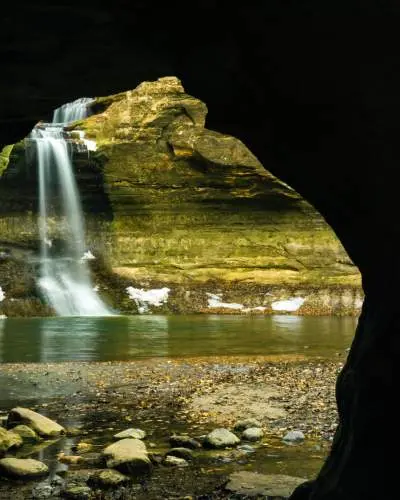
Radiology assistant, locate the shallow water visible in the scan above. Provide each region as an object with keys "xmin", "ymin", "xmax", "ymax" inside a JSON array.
[{"xmin": 0, "ymin": 314, "xmax": 357, "ymax": 363}]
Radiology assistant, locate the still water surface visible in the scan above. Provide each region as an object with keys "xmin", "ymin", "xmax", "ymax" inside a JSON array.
[{"xmin": 0, "ymin": 314, "xmax": 357, "ymax": 363}]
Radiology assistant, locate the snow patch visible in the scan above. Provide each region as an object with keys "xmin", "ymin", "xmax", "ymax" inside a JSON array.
[
  {"xmin": 206, "ymin": 293, "xmax": 244, "ymax": 310},
  {"xmin": 126, "ymin": 286, "xmax": 170, "ymax": 314},
  {"xmin": 271, "ymin": 297, "xmax": 305, "ymax": 312}
]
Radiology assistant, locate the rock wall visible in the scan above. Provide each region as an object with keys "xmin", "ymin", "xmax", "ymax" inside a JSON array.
[{"xmin": 0, "ymin": 78, "xmax": 362, "ymax": 316}]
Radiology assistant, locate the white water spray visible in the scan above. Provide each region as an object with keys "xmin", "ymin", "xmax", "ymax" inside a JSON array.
[{"xmin": 32, "ymin": 98, "xmax": 112, "ymax": 316}]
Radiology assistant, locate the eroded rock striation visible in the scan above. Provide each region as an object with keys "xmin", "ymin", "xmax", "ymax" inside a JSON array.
[{"xmin": 0, "ymin": 77, "xmax": 361, "ymax": 316}]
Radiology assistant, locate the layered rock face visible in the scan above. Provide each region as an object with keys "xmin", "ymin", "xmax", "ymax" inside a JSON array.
[{"xmin": 0, "ymin": 78, "xmax": 361, "ymax": 316}]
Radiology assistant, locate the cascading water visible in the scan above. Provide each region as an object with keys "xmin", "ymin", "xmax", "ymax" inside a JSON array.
[{"xmin": 31, "ymin": 98, "xmax": 112, "ymax": 316}]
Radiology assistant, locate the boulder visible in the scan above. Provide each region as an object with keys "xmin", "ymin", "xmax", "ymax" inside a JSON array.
[
  {"xmin": 7, "ymin": 407, "xmax": 65, "ymax": 437},
  {"xmin": 102, "ymin": 438, "xmax": 152, "ymax": 475},
  {"xmin": 169, "ymin": 434, "xmax": 201, "ymax": 449},
  {"xmin": 203, "ymin": 428, "xmax": 240, "ymax": 448},
  {"xmin": 0, "ymin": 458, "xmax": 48, "ymax": 478}
]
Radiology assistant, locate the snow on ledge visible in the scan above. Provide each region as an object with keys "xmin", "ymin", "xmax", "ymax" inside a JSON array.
[
  {"xmin": 126, "ymin": 286, "xmax": 170, "ymax": 314},
  {"xmin": 271, "ymin": 297, "xmax": 305, "ymax": 312},
  {"xmin": 206, "ymin": 293, "xmax": 244, "ymax": 310}
]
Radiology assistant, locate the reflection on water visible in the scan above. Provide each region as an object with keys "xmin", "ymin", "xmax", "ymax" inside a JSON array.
[{"xmin": 0, "ymin": 315, "xmax": 358, "ymax": 363}]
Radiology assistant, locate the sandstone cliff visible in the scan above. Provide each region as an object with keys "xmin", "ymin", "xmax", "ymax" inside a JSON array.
[{"xmin": 0, "ymin": 77, "xmax": 362, "ymax": 316}]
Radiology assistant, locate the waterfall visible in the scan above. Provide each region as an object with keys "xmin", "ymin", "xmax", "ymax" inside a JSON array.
[{"xmin": 31, "ymin": 98, "xmax": 112, "ymax": 316}]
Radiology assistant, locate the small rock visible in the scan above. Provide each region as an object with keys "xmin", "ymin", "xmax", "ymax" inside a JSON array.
[
  {"xmin": 73, "ymin": 442, "xmax": 93, "ymax": 454},
  {"xmin": 63, "ymin": 485, "xmax": 92, "ymax": 499},
  {"xmin": 0, "ymin": 458, "xmax": 48, "ymax": 478},
  {"xmin": 203, "ymin": 428, "xmax": 240, "ymax": 449},
  {"xmin": 163, "ymin": 456, "xmax": 189, "ymax": 467},
  {"xmin": 114, "ymin": 428, "xmax": 146, "ymax": 440},
  {"xmin": 242, "ymin": 427, "xmax": 264, "ymax": 442},
  {"xmin": 0, "ymin": 427, "xmax": 23, "ymax": 453},
  {"xmin": 7, "ymin": 407, "xmax": 65, "ymax": 437},
  {"xmin": 169, "ymin": 434, "xmax": 201, "ymax": 449},
  {"xmin": 31, "ymin": 483, "xmax": 53, "ymax": 499},
  {"xmin": 57, "ymin": 453, "xmax": 82, "ymax": 465},
  {"xmin": 102, "ymin": 438, "xmax": 152, "ymax": 475},
  {"xmin": 165, "ymin": 447, "xmax": 193, "ymax": 461},
  {"xmin": 237, "ymin": 444, "xmax": 256, "ymax": 453},
  {"xmin": 225, "ymin": 471, "xmax": 307, "ymax": 498},
  {"xmin": 283, "ymin": 430, "xmax": 305, "ymax": 443},
  {"xmin": 88, "ymin": 468, "xmax": 130, "ymax": 488},
  {"xmin": 234, "ymin": 418, "xmax": 262, "ymax": 432},
  {"xmin": 10, "ymin": 424, "xmax": 41, "ymax": 442}
]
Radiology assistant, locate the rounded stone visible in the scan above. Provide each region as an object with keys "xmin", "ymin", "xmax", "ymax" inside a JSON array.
[
  {"xmin": 242, "ymin": 427, "xmax": 264, "ymax": 442},
  {"xmin": 7, "ymin": 407, "xmax": 65, "ymax": 438},
  {"xmin": 163, "ymin": 455, "xmax": 189, "ymax": 467},
  {"xmin": 203, "ymin": 428, "xmax": 240, "ymax": 449},
  {"xmin": 282, "ymin": 430, "xmax": 305, "ymax": 443},
  {"xmin": 0, "ymin": 457, "xmax": 49, "ymax": 478}
]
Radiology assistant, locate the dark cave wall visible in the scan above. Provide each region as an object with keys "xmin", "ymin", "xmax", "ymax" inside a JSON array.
[{"xmin": 2, "ymin": 2, "xmax": 400, "ymax": 498}]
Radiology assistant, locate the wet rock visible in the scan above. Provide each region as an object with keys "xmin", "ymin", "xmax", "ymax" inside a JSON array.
[
  {"xmin": 0, "ymin": 416, "xmax": 7, "ymax": 427},
  {"xmin": 62, "ymin": 485, "xmax": 92, "ymax": 499},
  {"xmin": 237, "ymin": 444, "xmax": 256, "ymax": 453},
  {"xmin": 283, "ymin": 430, "xmax": 305, "ymax": 443},
  {"xmin": 11, "ymin": 424, "xmax": 41, "ymax": 441},
  {"xmin": 203, "ymin": 428, "xmax": 240, "ymax": 448},
  {"xmin": 57, "ymin": 453, "xmax": 83, "ymax": 465},
  {"xmin": 169, "ymin": 434, "xmax": 201, "ymax": 449},
  {"xmin": 7, "ymin": 407, "xmax": 65, "ymax": 437},
  {"xmin": 0, "ymin": 427, "xmax": 23, "ymax": 453},
  {"xmin": 242, "ymin": 427, "xmax": 264, "ymax": 442},
  {"xmin": 102, "ymin": 438, "xmax": 152, "ymax": 475},
  {"xmin": 88, "ymin": 468, "xmax": 130, "ymax": 488},
  {"xmin": 73, "ymin": 442, "xmax": 93, "ymax": 454},
  {"xmin": 113, "ymin": 428, "xmax": 146, "ymax": 440},
  {"xmin": 0, "ymin": 457, "xmax": 49, "ymax": 478},
  {"xmin": 32, "ymin": 476, "xmax": 64, "ymax": 499},
  {"xmin": 165, "ymin": 447, "xmax": 194, "ymax": 461},
  {"xmin": 31, "ymin": 483, "xmax": 53, "ymax": 499},
  {"xmin": 225, "ymin": 471, "xmax": 307, "ymax": 498},
  {"xmin": 234, "ymin": 418, "xmax": 262, "ymax": 432},
  {"xmin": 163, "ymin": 456, "xmax": 189, "ymax": 467}
]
